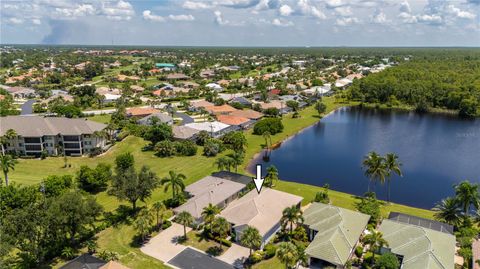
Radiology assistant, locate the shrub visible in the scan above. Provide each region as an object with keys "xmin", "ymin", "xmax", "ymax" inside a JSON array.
[
  {"xmin": 314, "ymin": 185, "xmax": 330, "ymax": 204},
  {"xmin": 264, "ymin": 243, "xmax": 277, "ymax": 259},
  {"xmin": 293, "ymin": 226, "xmax": 308, "ymax": 242},
  {"xmin": 155, "ymin": 140, "xmax": 176, "ymax": 157},
  {"xmin": 89, "ymin": 147, "xmax": 103, "ymax": 157},
  {"xmin": 162, "ymin": 220, "xmax": 172, "ymax": 230},
  {"xmin": 375, "ymin": 252, "xmax": 400, "ymax": 269},
  {"xmin": 77, "ymin": 163, "xmax": 112, "ymax": 193},
  {"xmin": 263, "ymin": 107, "xmax": 280, "ymax": 117},
  {"xmin": 174, "ymin": 140, "xmax": 197, "ymax": 156},
  {"xmin": 215, "ymin": 237, "xmax": 232, "ymax": 247},
  {"xmin": 203, "ymin": 139, "xmax": 224, "ymax": 157},
  {"xmin": 355, "ymin": 246, "xmax": 363, "ymax": 258},
  {"xmin": 196, "ymin": 131, "xmax": 210, "ymax": 146},
  {"xmin": 249, "ymin": 250, "xmax": 264, "ymax": 264},
  {"xmin": 253, "ymin": 118, "xmax": 283, "ymax": 135},
  {"xmin": 355, "ymin": 194, "xmax": 381, "ymax": 224}
]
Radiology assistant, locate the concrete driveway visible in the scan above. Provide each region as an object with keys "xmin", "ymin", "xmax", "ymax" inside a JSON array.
[
  {"xmin": 140, "ymin": 223, "xmax": 192, "ymax": 263},
  {"xmin": 218, "ymin": 243, "xmax": 250, "ymax": 268}
]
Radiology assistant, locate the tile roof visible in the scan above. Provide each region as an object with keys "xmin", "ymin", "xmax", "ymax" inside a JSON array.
[
  {"xmin": 191, "ymin": 100, "xmax": 214, "ymax": 108},
  {"xmin": 379, "ymin": 219, "xmax": 455, "ymax": 269},
  {"xmin": 228, "ymin": 109, "xmax": 263, "ymax": 120},
  {"xmin": 173, "ymin": 176, "xmax": 246, "ymax": 219},
  {"xmin": 220, "ymin": 188, "xmax": 303, "ymax": 237},
  {"xmin": 204, "ymin": 104, "xmax": 237, "ymax": 114},
  {"xmin": 137, "ymin": 112, "xmax": 173, "ymax": 125},
  {"xmin": 60, "ymin": 254, "xmax": 106, "ymax": 269},
  {"xmin": 304, "ymin": 203, "xmax": 370, "ymax": 266},
  {"xmin": 172, "ymin": 125, "xmax": 200, "ymax": 140},
  {"xmin": 185, "ymin": 121, "xmax": 230, "ymax": 133},
  {"xmin": 216, "ymin": 115, "xmax": 250, "ymax": 126},
  {"xmin": 0, "ymin": 116, "xmax": 107, "ymax": 137},
  {"xmin": 126, "ymin": 107, "xmax": 160, "ymax": 117}
]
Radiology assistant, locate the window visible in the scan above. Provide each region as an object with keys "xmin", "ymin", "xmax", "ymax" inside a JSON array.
[{"xmin": 84, "ymin": 141, "xmax": 91, "ymax": 146}]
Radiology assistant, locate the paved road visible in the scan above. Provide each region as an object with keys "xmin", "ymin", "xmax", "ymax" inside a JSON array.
[
  {"xmin": 20, "ymin": 100, "xmax": 36, "ymax": 115},
  {"xmin": 175, "ymin": 112, "xmax": 194, "ymax": 125}
]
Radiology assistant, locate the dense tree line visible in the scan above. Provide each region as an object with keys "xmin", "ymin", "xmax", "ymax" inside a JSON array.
[{"xmin": 348, "ymin": 57, "xmax": 480, "ymax": 117}]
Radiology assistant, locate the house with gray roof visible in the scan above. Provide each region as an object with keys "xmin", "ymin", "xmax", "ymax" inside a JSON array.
[
  {"xmin": 173, "ymin": 176, "xmax": 247, "ymax": 222},
  {"xmin": 0, "ymin": 116, "xmax": 108, "ymax": 156},
  {"xmin": 137, "ymin": 112, "xmax": 173, "ymax": 126},
  {"xmin": 172, "ymin": 125, "xmax": 200, "ymax": 141},
  {"xmin": 303, "ymin": 203, "xmax": 370, "ymax": 268},
  {"xmin": 378, "ymin": 217, "xmax": 455, "ymax": 269}
]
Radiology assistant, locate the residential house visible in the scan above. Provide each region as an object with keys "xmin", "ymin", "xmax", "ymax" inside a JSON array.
[
  {"xmin": 378, "ymin": 212, "xmax": 455, "ymax": 269},
  {"xmin": 204, "ymin": 104, "xmax": 237, "ymax": 115},
  {"xmin": 220, "ymin": 188, "xmax": 303, "ymax": 248},
  {"xmin": 117, "ymin": 74, "xmax": 140, "ymax": 82},
  {"xmin": 189, "ymin": 100, "xmax": 214, "ymax": 112},
  {"xmin": 100, "ymin": 261, "xmax": 131, "ymax": 269},
  {"xmin": 230, "ymin": 96, "xmax": 252, "ymax": 107},
  {"xmin": 155, "ymin": 63, "xmax": 176, "ymax": 71},
  {"xmin": 200, "ymin": 69, "xmax": 216, "ymax": 78},
  {"xmin": 137, "ymin": 112, "xmax": 173, "ymax": 126},
  {"xmin": 185, "ymin": 121, "xmax": 233, "ymax": 138},
  {"xmin": 166, "ymin": 73, "xmax": 190, "ymax": 80},
  {"xmin": 173, "ymin": 175, "xmax": 247, "ymax": 222},
  {"xmin": 206, "ymin": 83, "xmax": 223, "ymax": 92},
  {"xmin": 126, "ymin": 107, "xmax": 160, "ymax": 118},
  {"xmin": 228, "ymin": 109, "xmax": 263, "ymax": 120},
  {"xmin": 0, "ymin": 116, "xmax": 108, "ymax": 156},
  {"xmin": 172, "ymin": 125, "xmax": 200, "ymax": 141},
  {"xmin": 335, "ymin": 78, "xmax": 353, "ymax": 89},
  {"xmin": 6, "ymin": 87, "xmax": 36, "ymax": 99},
  {"xmin": 303, "ymin": 203, "xmax": 370, "ymax": 268},
  {"xmin": 216, "ymin": 115, "xmax": 253, "ymax": 129}
]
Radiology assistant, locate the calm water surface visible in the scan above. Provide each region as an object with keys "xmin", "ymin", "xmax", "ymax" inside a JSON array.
[{"xmin": 251, "ymin": 107, "xmax": 480, "ymax": 209}]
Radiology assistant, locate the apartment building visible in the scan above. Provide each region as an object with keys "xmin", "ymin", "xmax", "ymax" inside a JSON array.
[{"xmin": 0, "ymin": 116, "xmax": 108, "ymax": 156}]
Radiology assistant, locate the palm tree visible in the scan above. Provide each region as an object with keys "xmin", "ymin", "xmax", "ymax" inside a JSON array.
[
  {"xmin": 454, "ymin": 180, "xmax": 480, "ymax": 216},
  {"xmin": 362, "ymin": 230, "xmax": 388, "ymax": 263},
  {"xmin": 262, "ymin": 131, "xmax": 272, "ymax": 150},
  {"xmin": 176, "ymin": 211, "xmax": 194, "ymax": 240},
  {"xmin": 227, "ymin": 152, "xmax": 244, "ymax": 172},
  {"xmin": 212, "ymin": 217, "xmax": 231, "ymax": 248},
  {"xmin": 384, "ymin": 153, "xmax": 403, "ymax": 202},
  {"xmin": 433, "ymin": 197, "xmax": 461, "ymax": 227},
  {"xmin": 281, "ymin": 206, "xmax": 304, "ymax": 236},
  {"xmin": 215, "ymin": 156, "xmax": 232, "ymax": 172},
  {"xmin": 240, "ymin": 226, "xmax": 262, "ymax": 256},
  {"xmin": 277, "ymin": 242, "xmax": 298, "ymax": 269},
  {"xmin": 161, "ymin": 171, "xmax": 186, "ymax": 200},
  {"xmin": 0, "ymin": 154, "xmax": 17, "ymax": 186},
  {"xmin": 201, "ymin": 203, "xmax": 220, "ymax": 232},
  {"xmin": 362, "ymin": 151, "xmax": 387, "ymax": 193},
  {"xmin": 134, "ymin": 209, "xmax": 154, "ymax": 243},
  {"xmin": 151, "ymin": 201, "xmax": 167, "ymax": 231},
  {"xmin": 0, "ymin": 129, "xmax": 17, "ymax": 155},
  {"xmin": 265, "ymin": 165, "xmax": 279, "ymax": 187}
]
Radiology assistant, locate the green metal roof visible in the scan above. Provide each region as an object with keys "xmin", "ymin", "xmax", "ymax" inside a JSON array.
[
  {"xmin": 378, "ymin": 219, "xmax": 455, "ymax": 269},
  {"xmin": 304, "ymin": 203, "xmax": 370, "ymax": 266}
]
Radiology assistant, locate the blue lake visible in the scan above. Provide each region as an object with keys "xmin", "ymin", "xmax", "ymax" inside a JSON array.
[{"xmin": 251, "ymin": 106, "xmax": 480, "ymax": 209}]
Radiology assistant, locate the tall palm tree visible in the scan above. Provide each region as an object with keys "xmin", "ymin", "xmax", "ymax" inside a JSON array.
[
  {"xmin": 433, "ymin": 197, "xmax": 461, "ymax": 227},
  {"xmin": 212, "ymin": 217, "xmax": 231, "ymax": 248},
  {"xmin": 201, "ymin": 203, "xmax": 220, "ymax": 232},
  {"xmin": 161, "ymin": 171, "xmax": 186, "ymax": 200},
  {"xmin": 362, "ymin": 230, "xmax": 388, "ymax": 263},
  {"xmin": 454, "ymin": 180, "xmax": 480, "ymax": 216},
  {"xmin": 362, "ymin": 151, "xmax": 387, "ymax": 193},
  {"xmin": 262, "ymin": 131, "xmax": 272, "ymax": 150},
  {"xmin": 176, "ymin": 211, "xmax": 194, "ymax": 240},
  {"xmin": 384, "ymin": 153, "xmax": 403, "ymax": 202},
  {"xmin": 281, "ymin": 206, "xmax": 304, "ymax": 236},
  {"xmin": 265, "ymin": 165, "xmax": 279, "ymax": 187},
  {"xmin": 227, "ymin": 152, "xmax": 244, "ymax": 172},
  {"xmin": 151, "ymin": 201, "xmax": 167, "ymax": 231},
  {"xmin": 277, "ymin": 242, "xmax": 298, "ymax": 269},
  {"xmin": 240, "ymin": 226, "xmax": 262, "ymax": 256},
  {"xmin": 0, "ymin": 154, "xmax": 17, "ymax": 186}
]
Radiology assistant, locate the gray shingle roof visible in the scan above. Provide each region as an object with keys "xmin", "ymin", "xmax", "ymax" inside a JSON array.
[{"xmin": 0, "ymin": 116, "xmax": 107, "ymax": 136}]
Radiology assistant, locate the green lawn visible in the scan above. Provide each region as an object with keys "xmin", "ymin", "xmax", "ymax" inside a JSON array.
[
  {"xmin": 87, "ymin": 114, "xmax": 112, "ymax": 124},
  {"xmin": 252, "ymin": 256, "xmax": 283, "ymax": 269},
  {"xmin": 183, "ymin": 231, "xmax": 227, "ymax": 254}
]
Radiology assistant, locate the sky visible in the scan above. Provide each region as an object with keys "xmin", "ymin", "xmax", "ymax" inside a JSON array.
[{"xmin": 1, "ymin": 0, "xmax": 479, "ymax": 47}]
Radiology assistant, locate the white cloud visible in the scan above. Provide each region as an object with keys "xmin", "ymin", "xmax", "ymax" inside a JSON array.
[
  {"xmin": 335, "ymin": 16, "xmax": 359, "ymax": 26},
  {"xmin": 298, "ymin": 0, "xmax": 326, "ymax": 19},
  {"xmin": 272, "ymin": 18, "xmax": 294, "ymax": 26},
  {"xmin": 214, "ymin": 10, "xmax": 228, "ymax": 25},
  {"xmin": 371, "ymin": 9, "xmax": 388, "ymax": 24},
  {"xmin": 143, "ymin": 10, "xmax": 166, "ymax": 22},
  {"xmin": 32, "ymin": 18, "xmax": 42, "ymax": 25},
  {"xmin": 399, "ymin": 1, "xmax": 411, "ymax": 13},
  {"xmin": 168, "ymin": 14, "xmax": 195, "ymax": 21},
  {"xmin": 279, "ymin": 4, "xmax": 293, "ymax": 16},
  {"xmin": 217, "ymin": 0, "xmax": 260, "ymax": 9},
  {"xmin": 54, "ymin": 4, "xmax": 95, "ymax": 19},
  {"xmin": 7, "ymin": 17, "xmax": 24, "ymax": 24},
  {"xmin": 182, "ymin": 1, "xmax": 213, "ymax": 10},
  {"xmin": 417, "ymin": 14, "xmax": 442, "ymax": 25},
  {"xmin": 333, "ymin": 6, "xmax": 352, "ymax": 17},
  {"xmin": 398, "ymin": 12, "xmax": 417, "ymax": 23},
  {"xmin": 446, "ymin": 5, "xmax": 476, "ymax": 19},
  {"xmin": 101, "ymin": 0, "xmax": 135, "ymax": 21},
  {"xmin": 325, "ymin": 0, "xmax": 345, "ymax": 9}
]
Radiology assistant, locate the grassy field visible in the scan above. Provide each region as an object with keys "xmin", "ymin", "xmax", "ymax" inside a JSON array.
[
  {"xmin": 9, "ymin": 96, "xmax": 436, "ymax": 269},
  {"xmin": 87, "ymin": 114, "xmax": 112, "ymax": 124}
]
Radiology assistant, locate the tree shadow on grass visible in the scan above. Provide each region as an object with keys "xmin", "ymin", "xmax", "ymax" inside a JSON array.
[
  {"xmin": 206, "ymin": 246, "xmax": 223, "ymax": 256},
  {"xmin": 103, "ymin": 205, "xmax": 134, "ymax": 227}
]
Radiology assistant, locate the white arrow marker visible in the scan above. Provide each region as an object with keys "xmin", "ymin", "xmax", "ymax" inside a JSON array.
[{"xmin": 253, "ymin": 164, "xmax": 265, "ymax": 194}]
